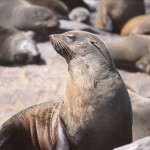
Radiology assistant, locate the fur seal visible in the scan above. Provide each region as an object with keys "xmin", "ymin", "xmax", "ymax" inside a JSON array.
[
  {"xmin": 26, "ymin": 0, "xmax": 69, "ymax": 15},
  {"xmin": 0, "ymin": 0, "xmax": 59, "ymax": 31},
  {"xmin": 0, "ymin": 30, "xmax": 132, "ymax": 150},
  {"xmin": 68, "ymin": 7, "xmax": 90, "ymax": 24},
  {"xmin": 95, "ymin": 0, "xmax": 145, "ymax": 33},
  {"xmin": 121, "ymin": 15, "xmax": 150, "ymax": 36},
  {"xmin": 128, "ymin": 90, "xmax": 150, "ymax": 141},
  {"xmin": 50, "ymin": 31, "xmax": 133, "ymax": 149},
  {"xmin": 105, "ymin": 35, "xmax": 150, "ymax": 74},
  {"xmin": 0, "ymin": 26, "xmax": 42, "ymax": 65}
]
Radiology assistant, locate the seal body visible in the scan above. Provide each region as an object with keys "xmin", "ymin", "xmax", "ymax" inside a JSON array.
[
  {"xmin": 105, "ymin": 35, "xmax": 150, "ymax": 74},
  {"xmin": 95, "ymin": 0, "xmax": 145, "ymax": 33},
  {"xmin": 26, "ymin": 0, "xmax": 69, "ymax": 15},
  {"xmin": 68, "ymin": 7, "xmax": 90, "ymax": 24},
  {"xmin": 0, "ymin": 0, "xmax": 59, "ymax": 31},
  {"xmin": 0, "ymin": 102, "xmax": 59, "ymax": 150},
  {"xmin": 128, "ymin": 90, "xmax": 150, "ymax": 141},
  {"xmin": 121, "ymin": 15, "xmax": 150, "ymax": 36},
  {"xmin": 0, "ymin": 26, "xmax": 41, "ymax": 65},
  {"xmin": 50, "ymin": 31, "xmax": 132, "ymax": 149}
]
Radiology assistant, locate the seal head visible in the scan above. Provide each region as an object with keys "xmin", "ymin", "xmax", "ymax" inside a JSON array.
[{"xmin": 50, "ymin": 31, "xmax": 113, "ymax": 66}]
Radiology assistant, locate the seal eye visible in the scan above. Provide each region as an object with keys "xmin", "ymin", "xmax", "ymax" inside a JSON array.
[{"xmin": 66, "ymin": 34, "xmax": 76, "ymax": 42}]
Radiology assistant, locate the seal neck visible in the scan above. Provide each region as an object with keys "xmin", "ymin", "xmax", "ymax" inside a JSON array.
[{"xmin": 59, "ymin": 55, "xmax": 121, "ymax": 145}]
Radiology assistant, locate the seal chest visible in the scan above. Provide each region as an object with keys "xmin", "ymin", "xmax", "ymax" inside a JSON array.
[{"xmin": 50, "ymin": 30, "xmax": 133, "ymax": 150}]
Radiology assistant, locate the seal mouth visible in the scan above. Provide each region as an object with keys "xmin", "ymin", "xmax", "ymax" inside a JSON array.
[{"xmin": 49, "ymin": 34, "xmax": 75, "ymax": 62}]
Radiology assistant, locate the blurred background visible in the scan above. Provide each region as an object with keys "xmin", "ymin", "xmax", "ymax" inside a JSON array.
[{"xmin": 0, "ymin": 0, "xmax": 149, "ymax": 126}]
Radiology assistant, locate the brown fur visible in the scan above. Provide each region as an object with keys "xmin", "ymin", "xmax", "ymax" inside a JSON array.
[
  {"xmin": 121, "ymin": 15, "xmax": 150, "ymax": 36},
  {"xmin": 0, "ymin": 102, "xmax": 59, "ymax": 150},
  {"xmin": 26, "ymin": 0, "xmax": 69, "ymax": 15}
]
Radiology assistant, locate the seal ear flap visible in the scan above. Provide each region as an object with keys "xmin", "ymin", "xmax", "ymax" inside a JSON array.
[{"xmin": 53, "ymin": 118, "xmax": 71, "ymax": 150}]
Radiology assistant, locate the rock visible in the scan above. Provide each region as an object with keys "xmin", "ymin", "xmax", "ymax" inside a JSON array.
[{"xmin": 114, "ymin": 136, "xmax": 150, "ymax": 150}]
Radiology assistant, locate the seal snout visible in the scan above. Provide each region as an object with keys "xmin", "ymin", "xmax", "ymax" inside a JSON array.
[
  {"xmin": 49, "ymin": 34, "xmax": 59, "ymax": 43},
  {"xmin": 49, "ymin": 34, "xmax": 61, "ymax": 53}
]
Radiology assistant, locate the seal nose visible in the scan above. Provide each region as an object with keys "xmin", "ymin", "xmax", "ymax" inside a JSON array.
[{"xmin": 49, "ymin": 34, "xmax": 59, "ymax": 43}]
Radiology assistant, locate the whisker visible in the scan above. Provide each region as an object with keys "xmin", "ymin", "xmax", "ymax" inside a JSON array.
[
  {"xmin": 52, "ymin": 39, "xmax": 76, "ymax": 61},
  {"xmin": 62, "ymin": 41, "xmax": 76, "ymax": 58}
]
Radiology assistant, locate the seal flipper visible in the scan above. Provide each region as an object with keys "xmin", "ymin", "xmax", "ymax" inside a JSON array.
[
  {"xmin": 136, "ymin": 54, "xmax": 150, "ymax": 74},
  {"xmin": 53, "ymin": 118, "xmax": 71, "ymax": 150},
  {"xmin": 0, "ymin": 120, "xmax": 29, "ymax": 150},
  {"xmin": 0, "ymin": 128, "xmax": 13, "ymax": 150}
]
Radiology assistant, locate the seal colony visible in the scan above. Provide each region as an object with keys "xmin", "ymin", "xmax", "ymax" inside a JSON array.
[
  {"xmin": 0, "ymin": 31, "xmax": 132, "ymax": 150},
  {"xmin": 105, "ymin": 35, "xmax": 150, "ymax": 74},
  {"xmin": 95, "ymin": 0, "xmax": 145, "ymax": 33},
  {"xmin": 0, "ymin": 0, "xmax": 59, "ymax": 31}
]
